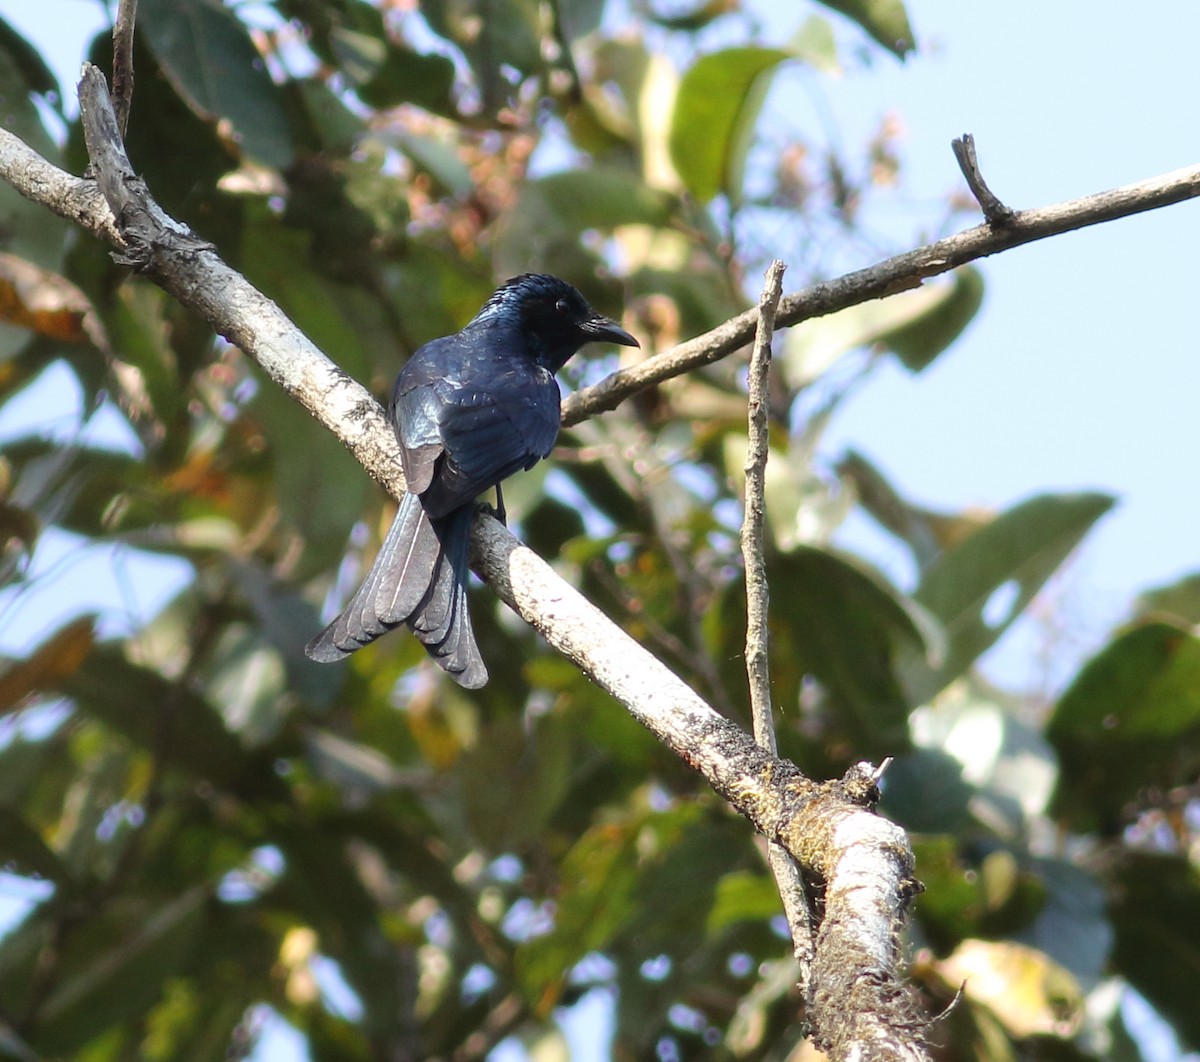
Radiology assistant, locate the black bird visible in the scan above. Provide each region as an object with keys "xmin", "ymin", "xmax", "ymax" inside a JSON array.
[{"xmin": 306, "ymin": 274, "xmax": 639, "ymax": 687}]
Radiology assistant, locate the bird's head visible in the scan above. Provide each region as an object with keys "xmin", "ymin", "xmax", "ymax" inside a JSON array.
[{"xmin": 474, "ymin": 273, "xmax": 639, "ymax": 371}]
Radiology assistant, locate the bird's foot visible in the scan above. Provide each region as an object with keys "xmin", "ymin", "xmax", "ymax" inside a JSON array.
[{"xmin": 477, "ymin": 484, "xmax": 507, "ymax": 526}]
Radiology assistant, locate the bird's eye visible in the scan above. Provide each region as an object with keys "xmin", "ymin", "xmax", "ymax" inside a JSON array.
[{"xmin": 555, "ymin": 298, "xmax": 570, "ymax": 313}]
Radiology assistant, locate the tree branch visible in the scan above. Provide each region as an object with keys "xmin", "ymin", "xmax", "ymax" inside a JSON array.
[
  {"xmin": 110, "ymin": 0, "xmax": 138, "ymax": 139},
  {"xmin": 740, "ymin": 261, "xmax": 816, "ymax": 987},
  {"xmin": 561, "ymin": 160, "xmax": 1200, "ymax": 426}
]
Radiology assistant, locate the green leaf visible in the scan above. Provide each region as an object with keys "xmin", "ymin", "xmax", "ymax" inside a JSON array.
[
  {"xmin": 1110, "ymin": 854, "xmax": 1200, "ymax": 1051},
  {"xmin": 423, "ymin": 0, "xmax": 542, "ymax": 112},
  {"xmin": 30, "ymin": 889, "xmax": 208, "ymax": 1056},
  {"xmin": 0, "ymin": 15, "xmax": 60, "ymax": 104},
  {"xmin": 292, "ymin": 78, "xmax": 369, "ymax": 156},
  {"xmin": 879, "ymin": 748, "xmax": 972, "ymax": 833},
  {"xmin": 646, "ymin": 0, "xmax": 737, "ymax": 32},
  {"xmin": 395, "ymin": 132, "xmax": 474, "ymax": 198},
  {"xmin": 57, "ymin": 646, "xmax": 251, "ymax": 785},
  {"xmin": 816, "ymin": 0, "xmax": 915, "ymax": 58},
  {"xmin": 232, "ymin": 561, "xmax": 344, "ymax": 710},
  {"xmin": 1048, "ymin": 622, "xmax": 1200, "ymax": 830},
  {"xmin": 879, "ymin": 267, "xmax": 985, "ymax": 372},
  {"xmin": 1135, "ymin": 571, "xmax": 1200, "ymax": 627},
  {"xmin": 908, "ymin": 492, "xmax": 1115, "ymax": 703},
  {"xmin": 669, "ymin": 46, "xmax": 791, "ymax": 203},
  {"xmin": 460, "ymin": 712, "xmax": 573, "ymax": 849},
  {"xmin": 791, "ymin": 16, "xmax": 840, "ymax": 73},
  {"xmin": 0, "ymin": 39, "xmax": 69, "ymax": 325},
  {"xmin": 514, "ymin": 804, "xmax": 708, "ymax": 1012},
  {"xmin": 771, "ymin": 546, "xmax": 928, "ymax": 752},
  {"xmin": 496, "ymin": 168, "xmax": 677, "ymax": 276},
  {"xmin": 139, "ymin": 0, "xmax": 294, "ymax": 168},
  {"xmin": 706, "ymin": 871, "xmax": 780, "ymax": 935},
  {"xmin": 0, "ymin": 808, "xmax": 73, "ymax": 885},
  {"xmin": 357, "ymin": 46, "xmax": 457, "ymax": 114},
  {"xmin": 781, "ymin": 268, "xmax": 984, "ymax": 387}
]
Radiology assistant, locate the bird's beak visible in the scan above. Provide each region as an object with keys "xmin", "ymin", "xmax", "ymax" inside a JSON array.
[{"xmin": 583, "ymin": 314, "xmax": 639, "ymax": 348}]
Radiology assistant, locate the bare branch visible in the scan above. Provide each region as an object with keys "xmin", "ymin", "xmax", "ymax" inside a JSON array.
[
  {"xmin": 111, "ymin": 0, "xmax": 138, "ymax": 138},
  {"xmin": 70, "ymin": 66, "xmax": 404, "ymax": 494},
  {"xmin": 742, "ymin": 259, "xmax": 785, "ymax": 758},
  {"xmin": 951, "ymin": 133, "xmax": 1015, "ymax": 225},
  {"xmin": 0, "ymin": 124, "xmax": 123, "ymax": 244},
  {"xmin": 562, "ymin": 159, "xmax": 1200, "ymax": 426},
  {"xmin": 742, "ymin": 261, "xmax": 818, "ymax": 984}
]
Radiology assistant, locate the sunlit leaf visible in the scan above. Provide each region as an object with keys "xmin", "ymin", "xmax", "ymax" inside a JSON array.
[
  {"xmin": 669, "ymin": 46, "xmax": 791, "ymax": 203},
  {"xmin": 0, "ymin": 253, "xmax": 104, "ymax": 345},
  {"xmin": 782, "ymin": 268, "xmax": 984, "ymax": 387},
  {"xmin": 935, "ymin": 939, "xmax": 1081, "ymax": 1039},
  {"xmin": 496, "ymin": 169, "xmax": 676, "ymax": 276},
  {"xmin": 817, "ymin": 0, "xmax": 915, "ymax": 58},
  {"xmin": 706, "ymin": 871, "xmax": 780, "ymax": 934},
  {"xmin": 907, "ymin": 492, "xmax": 1115, "ymax": 703},
  {"xmin": 791, "ymin": 15, "xmax": 840, "ymax": 73}
]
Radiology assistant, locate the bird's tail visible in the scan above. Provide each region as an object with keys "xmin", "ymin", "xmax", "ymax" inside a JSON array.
[{"xmin": 305, "ymin": 494, "xmax": 488, "ymax": 688}]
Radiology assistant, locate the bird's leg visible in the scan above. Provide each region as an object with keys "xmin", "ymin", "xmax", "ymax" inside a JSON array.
[{"xmin": 477, "ymin": 484, "xmax": 507, "ymax": 525}]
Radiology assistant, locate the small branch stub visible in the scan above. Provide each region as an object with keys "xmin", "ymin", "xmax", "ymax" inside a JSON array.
[{"xmin": 952, "ymin": 133, "xmax": 1016, "ymax": 225}]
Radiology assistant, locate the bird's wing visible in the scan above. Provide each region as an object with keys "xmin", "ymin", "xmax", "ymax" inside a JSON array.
[
  {"xmin": 421, "ymin": 367, "xmax": 561, "ymax": 517},
  {"xmin": 391, "ymin": 356, "xmax": 445, "ymax": 494}
]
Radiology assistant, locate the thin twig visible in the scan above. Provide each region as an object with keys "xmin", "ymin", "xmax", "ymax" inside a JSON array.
[
  {"xmin": 951, "ymin": 133, "xmax": 1015, "ymax": 225},
  {"xmin": 561, "ymin": 161, "xmax": 1200, "ymax": 426},
  {"xmin": 740, "ymin": 261, "xmax": 815, "ymax": 979},
  {"xmin": 111, "ymin": 0, "xmax": 138, "ymax": 139},
  {"xmin": 742, "ymin": 259, "xmax": 785, "ymax": 756}
]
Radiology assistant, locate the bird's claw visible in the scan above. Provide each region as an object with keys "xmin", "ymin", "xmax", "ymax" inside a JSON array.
[{"xmin": 477, "ymin": 484, "xmax": 507, "ymax": 526}]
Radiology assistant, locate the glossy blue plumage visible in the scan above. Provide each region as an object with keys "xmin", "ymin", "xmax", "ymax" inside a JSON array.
[{"xmin": 306, "ymin": 274, "xmax": 638, "ymax": 687}]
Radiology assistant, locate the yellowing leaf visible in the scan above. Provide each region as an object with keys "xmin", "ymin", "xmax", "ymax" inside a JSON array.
[
  {"xmin": 0, "ymin": 616, "xmax": 95, "ymax": 714},
  {"xmin": 937, "ymin": 939, "xmax": 1082, "ymax": 1038},
  {"xmin": 0, "ymin": 252, "xmax": 106, "ymax": 346}
]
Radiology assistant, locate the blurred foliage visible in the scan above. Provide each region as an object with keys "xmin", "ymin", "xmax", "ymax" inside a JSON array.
[{"xmin": 0, "ymin": 1, "xmax": 1195, "ymax": 1060}]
